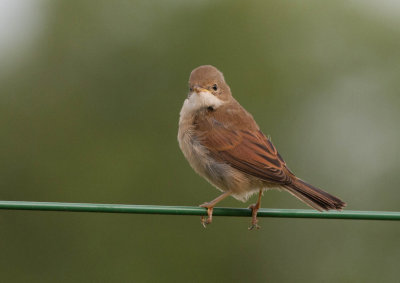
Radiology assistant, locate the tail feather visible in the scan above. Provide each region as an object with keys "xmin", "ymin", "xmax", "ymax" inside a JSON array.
[{"xmin": 284, "ymin": 179, "xmax": 346, "ymax": 211}]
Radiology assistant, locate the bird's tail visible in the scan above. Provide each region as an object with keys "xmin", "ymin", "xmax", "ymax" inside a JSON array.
[{"xmin": 284, "ymin": 179, "xmax": 346, "ymax": 211}]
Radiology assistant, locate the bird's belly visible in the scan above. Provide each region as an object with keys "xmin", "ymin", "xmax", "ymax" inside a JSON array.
[{"xmin": 178, "ymin": 129, "xmax": 260, "ymax": 202}]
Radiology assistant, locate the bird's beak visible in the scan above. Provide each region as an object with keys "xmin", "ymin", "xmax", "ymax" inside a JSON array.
[{"xmin": 193, "ymin": 86, "xmax": 210, "ymax": 94}]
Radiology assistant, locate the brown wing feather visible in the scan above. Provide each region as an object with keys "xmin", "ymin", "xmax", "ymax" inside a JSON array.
[
  {"xmin": 195, "ymin": 103, "xmax": 293, "ymax": 185},
  {"xmin": 193, "ymin": 102, "xmax": 346, "ymax": 211}
]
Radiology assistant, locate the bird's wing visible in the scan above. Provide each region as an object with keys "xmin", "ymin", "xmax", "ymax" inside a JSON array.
[{"xmin": 197, "ymin": 109, "xmax": 293, "ymax": 185}]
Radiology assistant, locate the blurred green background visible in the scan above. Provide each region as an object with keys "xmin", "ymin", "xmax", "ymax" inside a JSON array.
[{"xmin": 1, "ymin": 1, "xmax": 399, "ymax": 282}]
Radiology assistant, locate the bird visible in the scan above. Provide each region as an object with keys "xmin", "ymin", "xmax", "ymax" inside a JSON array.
[{"xmin": 178, "ymin": 65, "xmax": 346, "ymax": 229}]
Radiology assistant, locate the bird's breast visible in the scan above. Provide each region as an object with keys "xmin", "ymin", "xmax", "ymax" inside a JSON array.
[{"xmin": 178, "ymin": 119, "xmax": 211, "ymax": 178}]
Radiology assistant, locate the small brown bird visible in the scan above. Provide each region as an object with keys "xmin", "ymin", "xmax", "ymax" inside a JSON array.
[{"xmin": 178, "ymin": 65, "xmax": 346, "ymax": 229}]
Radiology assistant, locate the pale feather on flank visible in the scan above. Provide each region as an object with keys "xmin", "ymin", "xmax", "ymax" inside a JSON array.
[{"xmin": 180, "ymin": 91, "xmax": 224, "ymax": 118}]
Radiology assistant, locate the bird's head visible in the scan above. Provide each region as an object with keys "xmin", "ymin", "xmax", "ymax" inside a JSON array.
[{"xmin": 185, "ymin": 65, "xmax": 233, "ymax": 113}]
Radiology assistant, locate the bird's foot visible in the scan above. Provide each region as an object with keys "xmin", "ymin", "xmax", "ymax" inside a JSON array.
[
  {"xmin": 248, "ymin": 203, "xmax": 261, "ymax": 230},
  {"xmin": 200, "ymin": 202, "xmax": 214, "ymax": 228},
  {"xmin": 248, "ymin": 222, "xmax": 261, "ymax": 230}
]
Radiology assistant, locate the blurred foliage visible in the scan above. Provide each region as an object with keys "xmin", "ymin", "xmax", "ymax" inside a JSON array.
[{"xmin": 0, "ymin": 1, "xmax": 399, "ymax": 282}]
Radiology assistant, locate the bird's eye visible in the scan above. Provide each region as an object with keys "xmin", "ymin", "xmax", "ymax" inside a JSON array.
[
  {"xmin": 189, "ymin": 87, "xmax": 193, "ymax": 92},
  {"xmin": 212, "ymin": 84, "xmax": 218, "ymax": 91}
]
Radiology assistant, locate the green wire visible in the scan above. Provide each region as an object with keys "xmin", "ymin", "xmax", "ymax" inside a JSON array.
[{"xmin": 0, "ymin": 201, "xmax": 399, "ymax": 220}]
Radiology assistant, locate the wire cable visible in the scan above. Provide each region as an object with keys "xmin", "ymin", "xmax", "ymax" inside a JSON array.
[{"xmin": 0, "ymin": 201, "xmax": 399, "ymax": 221}]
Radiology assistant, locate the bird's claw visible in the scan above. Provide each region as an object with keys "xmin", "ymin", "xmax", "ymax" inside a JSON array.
[
  {"xmin": 201, "ymin": 216, "xmax": 211, "ymax": 228},
  {"xmin": 248, "ymin": 203, "xmax": 261, "ymax": 230},
  {"xmin": 200, "ymin": 203, "xmax": 213, "ymax": 228},
  {"xmin": 248, "ymin": 223, "xmax": 261, "ymax": 230}
]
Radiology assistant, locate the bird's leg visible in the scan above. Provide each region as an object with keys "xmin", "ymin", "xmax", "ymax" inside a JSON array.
[
  {"xmin": 248, "ymin": 189, "xmax": 263, "ymax": 230},
  {"xmin": 199, "ymin": 191, "xmax": 231, "ymax": 228}
]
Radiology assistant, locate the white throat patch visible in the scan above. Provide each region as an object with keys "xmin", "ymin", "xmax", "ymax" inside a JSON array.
[{"xmin": 180, "ymin": 91, "xmax": 224, "ymax": 118}]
